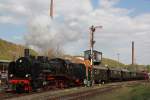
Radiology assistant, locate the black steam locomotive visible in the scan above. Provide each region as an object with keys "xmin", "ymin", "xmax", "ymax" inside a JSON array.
[{"xmin": 8, "ymin": 55, "xmax": 86, "ymax": 93}]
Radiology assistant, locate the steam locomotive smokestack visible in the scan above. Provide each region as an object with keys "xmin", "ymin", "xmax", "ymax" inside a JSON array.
[
  {"xmin": 24, "ymin": 48, "xmax": 30, "ymax": 57},
  {"xmin": 132, "ymin": 41, "xmax": 134, "ymax": 65}
]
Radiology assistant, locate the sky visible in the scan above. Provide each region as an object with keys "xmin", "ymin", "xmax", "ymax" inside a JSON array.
[{"xmin": 0, "ymin": 0, "xmax": 150, "ymax": 64}]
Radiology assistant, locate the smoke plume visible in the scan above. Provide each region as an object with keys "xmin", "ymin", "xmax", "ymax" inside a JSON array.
[{"xmin": 24, "ymin": 15, "xmax": 84, "ymax": 55}]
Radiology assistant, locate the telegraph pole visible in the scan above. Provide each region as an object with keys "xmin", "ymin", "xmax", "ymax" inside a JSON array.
[
  {"xmin": 132, "ymin": 41, "xmax": 134, "ymax": 65},
  {"xmin": 89, "ymin": 25, "xmax": 102, "ymax": 86}
]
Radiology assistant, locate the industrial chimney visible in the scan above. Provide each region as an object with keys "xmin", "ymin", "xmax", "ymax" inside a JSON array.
[
  {"xmin": 24, "ymin": 48, "xmax": 30, "ymax": 57},
  {"xmin": 132, "ymin": 41, "xmax": 134, "ymax": 65},
  {"xmin": 50, "ymin": 0, "xmax": 53, "ymax": 19}
]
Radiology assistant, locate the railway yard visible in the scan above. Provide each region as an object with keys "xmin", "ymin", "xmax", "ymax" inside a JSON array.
[
  {"xmin": 0, "ymin": 0, "xmax": 150, "ymax": 100},
  {"xmin": 0, "ymin": 49, "xmax": 149, "ymax": 100},
  {"xmin": 0, "ymin": 80, "xmax": 148, "ymax": 100}
]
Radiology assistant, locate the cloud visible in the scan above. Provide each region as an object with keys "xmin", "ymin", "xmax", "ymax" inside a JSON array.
[
  {"xmin": 0, "ymin": 16, "xmax": 17, "ymax": 24},
  {"xmin": 0, "ymin": 0, "xmax": 150, "ymax": 64},
  {"xmin": 100, "ymin": 0, "xmax": 119, "ymax": 8}
]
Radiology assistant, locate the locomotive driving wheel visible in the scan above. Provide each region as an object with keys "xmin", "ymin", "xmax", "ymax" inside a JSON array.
[
  {"xmin": 55, "ymin": 80, "xmax": 66, "ymax": 89},
  {"xmin": 60, "ymin": 80, "xmax": 65, "ymax": 88}
]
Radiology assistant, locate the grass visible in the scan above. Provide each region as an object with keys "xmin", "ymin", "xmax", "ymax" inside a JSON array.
[
  {"xmin": 102, "ymin": 58, "xmax": 126, "ymax": 68},
  {"xmin": 0, "ymin": 38, "xmax": 37, "ymax": 60},
  {"xmin": 89, "ymin": 82, "xmax": 150, "ymax": 100},
  {"xmin": 130, "ymin": 84, "xmax": 150, "ymax": 100}
]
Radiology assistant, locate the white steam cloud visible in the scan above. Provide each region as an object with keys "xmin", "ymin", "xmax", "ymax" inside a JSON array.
[{"xmin": 25, "ymin": 15, "xmax": 85, "ymax": 52}]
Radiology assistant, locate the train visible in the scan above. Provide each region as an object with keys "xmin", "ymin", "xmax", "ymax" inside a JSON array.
[
  {"xmin": 7, "ymin": 49, "xmax": 148, "ymax": 93},
  {"xmin": 8, "ymin": 56, "xmax": 86, "ymax": 93}
]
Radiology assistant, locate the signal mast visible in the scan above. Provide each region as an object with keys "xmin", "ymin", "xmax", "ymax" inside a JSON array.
[
  {"xmin": 89, "ymin": 25, "xmax": 102, "ymax": 86},
  {"xmin": 84, "ymin": 25, "xmax": 102, "ymax": 87}
]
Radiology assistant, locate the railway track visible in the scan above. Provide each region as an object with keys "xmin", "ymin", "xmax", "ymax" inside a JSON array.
[
  {"xmin": 0, "ymin": 92, "xmax": 37, "ymax": 100},
  {"xmin": 49, "ymin": 81, "xmax": 146, "ymax": 100},
  {"xmin": 0, "ymin": 87, "xmax": 74, "ymax": 100},
  {"xmin": 50, "ymin": 86, "xmax": 120, "ymax": 100},
  {"xmin": 1, "ymin": 80, "xmax": 147, "ymax": 100}
]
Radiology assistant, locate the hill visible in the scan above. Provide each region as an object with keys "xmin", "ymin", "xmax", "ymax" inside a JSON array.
[
  {"xmin": 0, "ymin": 39, "xmax": 37, "ymax": 60},
  {"xmin": 63, "ymin": 55, "xmax": 126, "ymax": 68},
  {"xmin": 0, "ymin": 39, "xmax": 148, "ymax": 72},
  {"xmin": 101, "ymin": 58, "xmax": 126, "ymax": 68}
]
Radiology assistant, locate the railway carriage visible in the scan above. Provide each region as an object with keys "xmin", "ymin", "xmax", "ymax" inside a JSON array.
[
  {"xmin": 93, "ymin": 66, "xmax": 108, "ymax": 84},
  {"xmin": 135, "ymin": 72, "xmax": 148, "ymax": 80},
  {"xmin": 130, "ymin": 72, "xmax": 137, "ymax": 80},
  {"xmin": 109, "ymin": 68, "xmax": 122, "ymax": 81},
  {"xmin": 121, "ymin": 69, "xmax": 131, "ymax": 81}
]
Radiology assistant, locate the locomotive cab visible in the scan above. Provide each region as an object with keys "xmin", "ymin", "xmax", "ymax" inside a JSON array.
[{"xmin": 84, "ymin": 50, "xmax": 102, "ymax": 65}]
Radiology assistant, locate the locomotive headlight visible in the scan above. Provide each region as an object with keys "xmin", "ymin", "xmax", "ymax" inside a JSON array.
[
  {"xmin": 19, "ymin": 59, "xmax": 22, "ymax": 63},
  {"xmin": 25, "ymin": 74, "xmax": 29, "ymax": 77},
  {"xmin": 25, "ymin": 74, "xmax": 30, "ymax": 77},
  {"xmin": 10, "ymin": 74, "xmax": 13, "ymax": 77}
]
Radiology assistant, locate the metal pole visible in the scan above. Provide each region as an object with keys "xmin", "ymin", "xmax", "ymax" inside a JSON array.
[
  {"xmin": 88, "ymin": 25, "xmax": 102, "ymax": 86},
  {"xmin": 90, "ymin": 26, "xmax": 95, "ymax": 86},
  {"xmin": 132, "ymin": 41, "xmax": 134, "ymax": 65}
]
